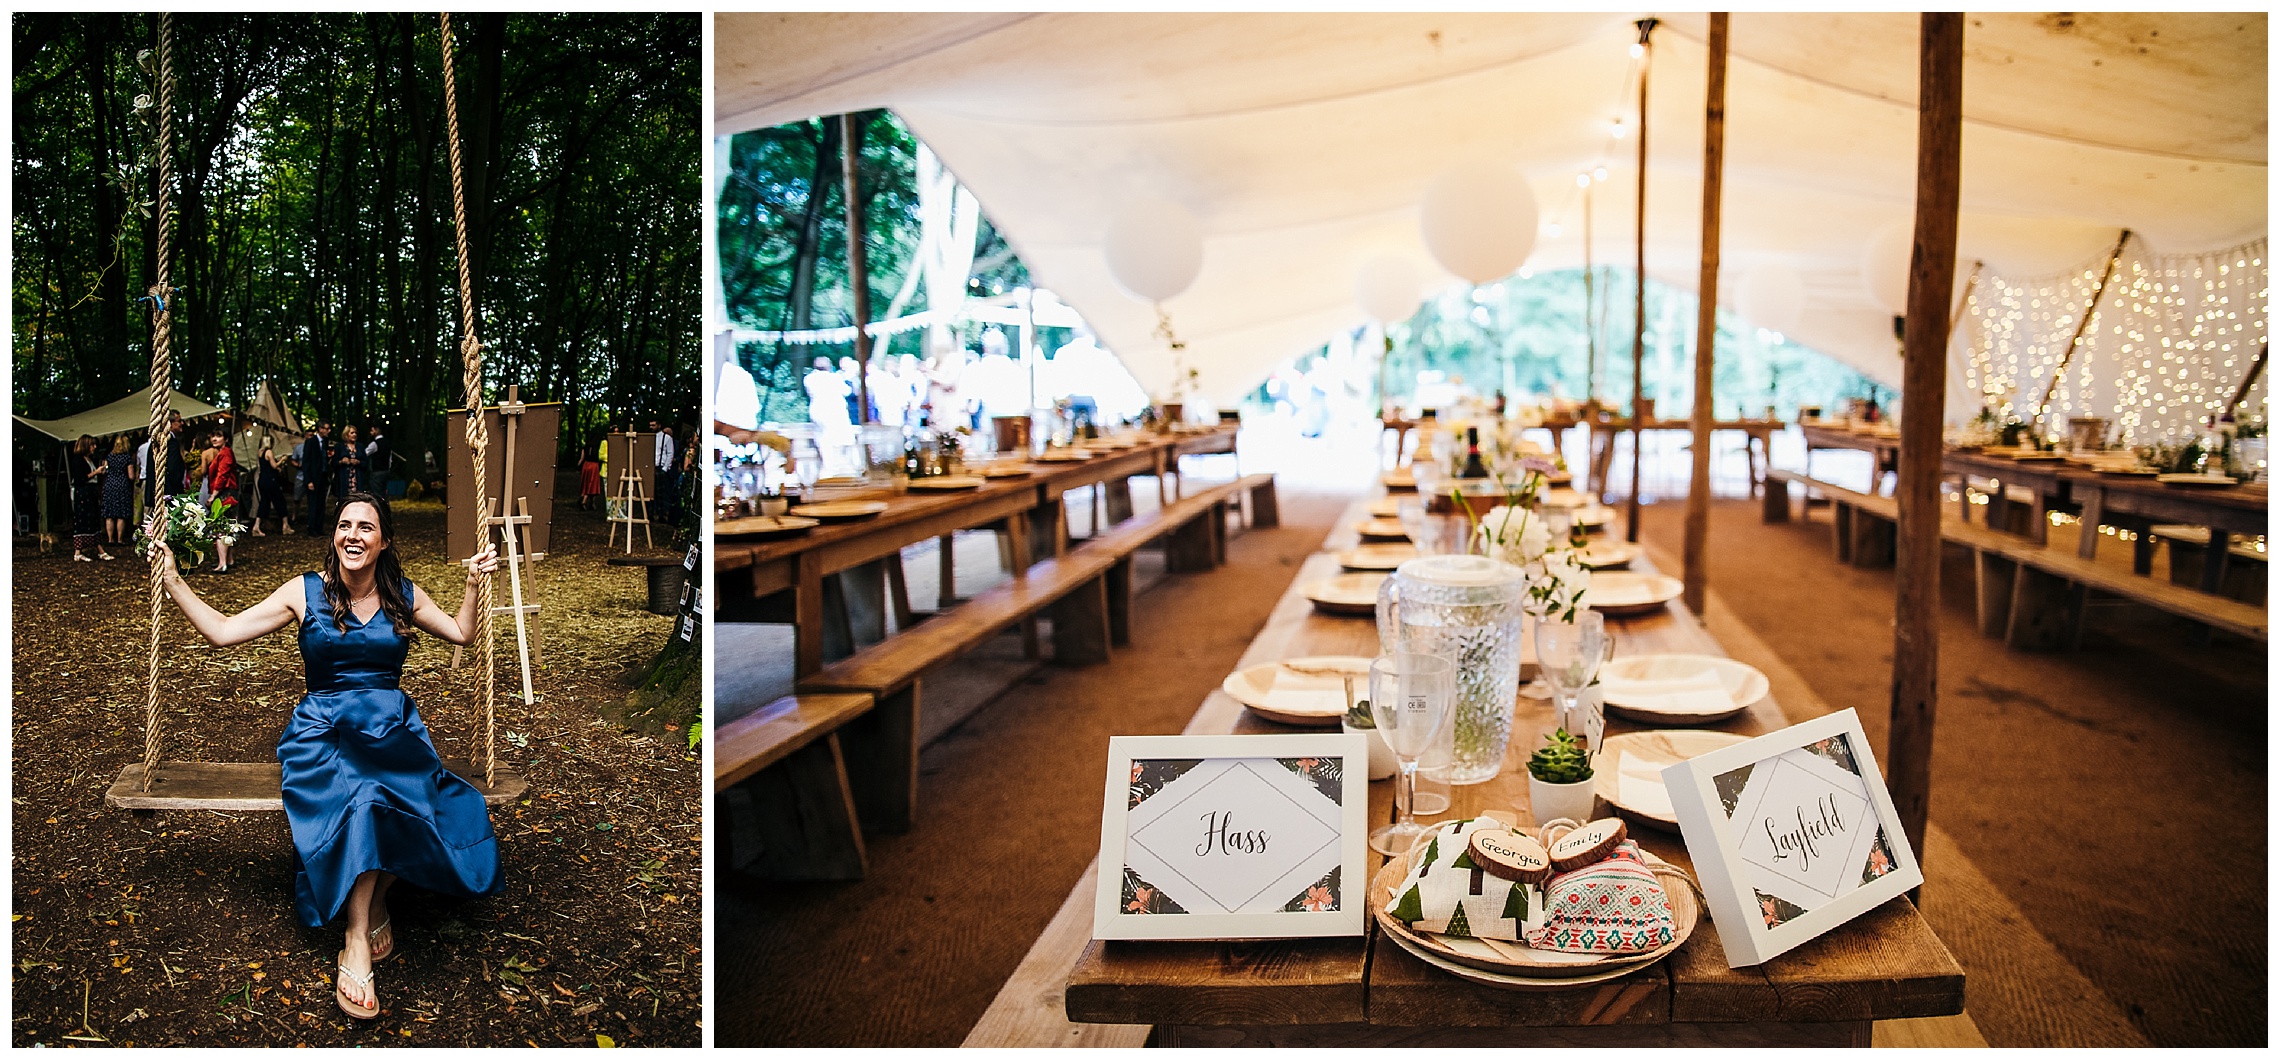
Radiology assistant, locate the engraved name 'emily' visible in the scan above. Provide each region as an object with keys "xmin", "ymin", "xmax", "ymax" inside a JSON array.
[
  {"xmin": 1762, "ymin": 794, "xmax": 1845, "ymax": 871},
  {"xmin": 1195, "ymin": 811, "xmax": 1270, "ymax": 856}
]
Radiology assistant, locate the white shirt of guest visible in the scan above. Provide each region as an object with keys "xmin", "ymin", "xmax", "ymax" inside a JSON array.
[{"xmin": 655, "ymin": 430, "xmax": 675, "ymax": 471}]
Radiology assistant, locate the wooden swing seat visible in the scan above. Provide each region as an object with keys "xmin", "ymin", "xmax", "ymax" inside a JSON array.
[{"xmin": 104, "ymin": 760, "xmax": 527, "ymax": 811}]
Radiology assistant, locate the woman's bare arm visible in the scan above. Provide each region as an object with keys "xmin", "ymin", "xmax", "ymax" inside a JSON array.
[
  {"xmin": 411, "ymin": 544, "xmax": 500, "ymax": 645},
  {"xmin": 151, "ymin": 543, "xmax": 302, "ymax": 646}
]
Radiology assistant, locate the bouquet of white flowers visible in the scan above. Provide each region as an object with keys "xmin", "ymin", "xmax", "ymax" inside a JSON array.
[
  {"xmin": 1464, "ymin": 456, "xmax": 1590, "ymax": 621},
  {"xmin": 136, "ymin": 494, "xmax": 244, "ymax": 567}
]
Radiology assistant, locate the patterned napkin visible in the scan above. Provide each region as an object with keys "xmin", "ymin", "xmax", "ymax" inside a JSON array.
[{"xmin": 1385, "ymin": 818, "xmax": 1547, "ymax": 943}]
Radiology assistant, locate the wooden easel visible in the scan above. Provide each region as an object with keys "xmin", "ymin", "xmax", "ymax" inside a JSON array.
[
  {"xmin": 450, "ymin": 386, "xmax": 544, "ymax": 703},
  {"xmin": 607, "ymin": 430, "xmax": 653, "ymax": 553}
]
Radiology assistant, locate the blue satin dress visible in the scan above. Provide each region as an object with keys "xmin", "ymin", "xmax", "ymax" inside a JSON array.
[{"xmin": 280, "ymin": 572, "xmax": 501, "ymax": 928}]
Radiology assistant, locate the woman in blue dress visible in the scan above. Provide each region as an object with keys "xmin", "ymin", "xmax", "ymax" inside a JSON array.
[{"xmin": 147, "ymin": 491, "xmax": 500, "ymax": 1021}]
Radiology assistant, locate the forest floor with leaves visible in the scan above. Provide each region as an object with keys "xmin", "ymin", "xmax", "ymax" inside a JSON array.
[{"xmin": 10, "ymin": 493, "xmax": 701, "ymax": 1047}]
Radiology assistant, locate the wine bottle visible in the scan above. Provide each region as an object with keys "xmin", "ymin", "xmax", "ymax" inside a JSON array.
[{"xmin": 1459, "ymin": 426, "xmax": 1491, "ymax": 479}]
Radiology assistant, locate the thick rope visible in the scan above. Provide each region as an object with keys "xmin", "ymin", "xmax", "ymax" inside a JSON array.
[
  {"xmin": 440, "ymin": 13, "xmax": 497, "ymax": 788},
  {"xmin": 139, "ymin": 14, "xmax": 180, "ymax": 791}
]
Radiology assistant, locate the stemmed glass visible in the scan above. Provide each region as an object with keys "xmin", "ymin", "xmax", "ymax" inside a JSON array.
[
  {"xmin": 1368, "ymin": 651, "xmax": 1456, "ymax": 856},
  {"xmin": 1534, "ymin": 610, "xmax": 1609, "ymax": 752}
]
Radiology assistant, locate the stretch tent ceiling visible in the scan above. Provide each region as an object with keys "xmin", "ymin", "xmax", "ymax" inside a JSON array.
[{"xmin": 718, "ymin": 12, "xmax": 2267, "ymax": 409}]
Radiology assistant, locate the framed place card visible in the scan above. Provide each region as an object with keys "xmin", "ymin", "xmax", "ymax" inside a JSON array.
[
  {"xmin": 1660, "ymin": 708, "xmax": 1923, "ymax": 967},
  {"xmin": 1093, "ymin": 733, "xmax": 1369, "ymax": 940}
]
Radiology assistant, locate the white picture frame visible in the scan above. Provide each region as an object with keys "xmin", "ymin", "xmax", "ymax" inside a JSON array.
[
  {"xmin": 1660, "ymin": 708, "xmax": 1924, "ymax": 967},
  {"xmin": 1093, "ymin": 733, "xmax": 1369, "ymax": 941}
]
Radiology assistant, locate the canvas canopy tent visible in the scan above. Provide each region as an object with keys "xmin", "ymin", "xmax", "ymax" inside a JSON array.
[
  {"xmin": 718, "ymin": 12, "xmax": 2266, "ymax": 429},
  {"xmin": 12, "ymin": 384, "xmax": 225, "ymax": 441},
  {"xmin": 239, "ymin": 379, "xmax": 304, "ymax": 436}
]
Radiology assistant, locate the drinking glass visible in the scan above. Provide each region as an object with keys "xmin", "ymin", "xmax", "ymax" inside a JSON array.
[
  {"xmin": 1397, "ymin": 499, "xmax": 1472, "ymax": 557},
  {"xmin": 1534, "ymin": 610, "xmax": 1609, "ymax": 752},
  {"xmin": 1368, "ymin": 652, "xmax": 1456, "ymax": 856}
]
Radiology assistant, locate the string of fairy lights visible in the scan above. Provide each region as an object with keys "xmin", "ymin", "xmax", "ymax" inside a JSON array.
[{"xmin": 1961, "ymin": 237, "xmax": 2268, "ymax": 444}]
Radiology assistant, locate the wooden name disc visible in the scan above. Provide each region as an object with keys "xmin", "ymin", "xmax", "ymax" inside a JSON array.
[
  {"xmin": 1547, "ymin": 818, "xmax": 1628, "ymax": 873},
  {"xmin": 1466, "ymin": 828, "xmax": 1552, "ymax": 885}
]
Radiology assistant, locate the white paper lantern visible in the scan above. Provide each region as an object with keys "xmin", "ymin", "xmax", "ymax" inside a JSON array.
[
  {"xmin": 1861, "ymin": 222, "xmax": 1914, "ymax": 316},
  {"xmin": 1736, "ymin": 263, "xmax": 1806, "ymax": 334},
  {"xmin": 1354, "ymin": 253, "xmax": 1426, "ymax": 324},
  {"xmin": 1420, "ymin": 161, "xmax": 1540, "ymax": 286},
  {"xmin": 1103, "ymin": 195, "xmax": 1204, "ymax": 302}
]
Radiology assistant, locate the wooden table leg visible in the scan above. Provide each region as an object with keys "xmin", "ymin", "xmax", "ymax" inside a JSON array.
[
  {"xmin": 2201, "ymin": 528, "xmax": 2232, "ymax": 594},
  {"xmin": 2075, "ymin": 489, "xmax": 2104, "ymax": 559},
  {"xmin": 794, "ymin": 553, "xmax": 825, "ymax": 679},
  {"xmin": 939, "ymin": 532, "xmax": 958, "ymax": 608},
  {"xmin": 2026, "ymin": 491, "xmax": 2050, "ymax": 546}
]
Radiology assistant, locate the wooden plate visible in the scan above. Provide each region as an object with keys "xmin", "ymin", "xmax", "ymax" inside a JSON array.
[
  {"xmin": 1381, "ymin": 471, "xmax": 1417, "ymax": 492},
  {"xmin": 981, "ymin": 465, "xmax": 1035, "ymax": 479},
  {"xmin": 1035, "ymin": 450, "xmax": 1093, "ymax": 463},
  {"xmin": 1302, "ymin": 572, "xmax": 1384, "ymax": 615},
  {"xmin": 1599, "ymin": 654, "xmax": 1765, "ymax": 725},
  {"xmin": 2156, "ymin": 472, "xmax": 2239, "ymax": 487},
  {"xmin": 1594, "ymin": 730, "xmax": 1752, "ymax": 832},
  {"xmin": 907, "ymin": 475, "xmax": 986, "ymax": 490},
  {"xmin": 1221, "ymin": 656, "xmax": 1371, "ymax": 727},
  {"xmin": 1573, "ymin": 506, "xmax": 1614, "ymax": 529},
  {"xmin": 1588, "ymin": 572, "xmax": 1682, "ymax": 615},
  {"xmin": 2007, "ymin": 451, "xmax": 2065, "ymax": 462},
  {"xmin": 1367, "ymin": 497, "xmax": 1404, "ymax": 518},
  {"xmin": 1355, "ymin": 518, "xmax": 1411, "ymax": 541},
  {"xmin": 716, "ymin": 514, "xmax": 819, "ymax": 538},
  {"xmin": 1338, "ymin": 543, "xmax": 1419, "ymax": 571},
  {"xmin": 2095, "ymin": 465, "xmax": 2159, "ymax": 477},
  {"xmin": 1372, "ymin": 837, "xmax": 1698, "ymax": 983},
  {"xmin": 1575, "ymin": 542, "xmax": 1637, "ymax": 570},
  {"xmin": 789, "ymin": 500, "xmax": 888, "ymax": 521},
  {"xmin": 812, "ymin": 476, "xmax": 866, "ymax": 488}
]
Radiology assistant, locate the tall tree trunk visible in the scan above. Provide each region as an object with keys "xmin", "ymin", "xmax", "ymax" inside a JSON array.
[{"xmin": 784, "ymin": 118, "xmax": 839, "ymax": 331}]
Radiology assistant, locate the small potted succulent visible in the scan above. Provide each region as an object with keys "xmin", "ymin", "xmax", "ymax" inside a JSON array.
[{"xmin": 1527, "ymin": 728, "xmax": 1597, "ymax": 826}]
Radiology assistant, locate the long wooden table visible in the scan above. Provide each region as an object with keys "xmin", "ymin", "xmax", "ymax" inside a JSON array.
[
  {"xmin": 715, "ymin": 425, "xmax": 1238, "ymax": 676},
  {"xmin": 1802, "ymin": 423, "xmax": 2268, "ymax": 591},
  {"xmin": 1588, "ymin": 417, "xmax": 1785, "ymax": 499},
  {"xmin": 1061, "ymin": 498, "xmax": 1965, "ymax": 1046}
]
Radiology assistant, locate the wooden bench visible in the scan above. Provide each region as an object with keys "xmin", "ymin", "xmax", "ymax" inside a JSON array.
[
  {"xmin": 1231, "ymin": 472, "xmax": 1278, "ymax": 530},
  {"xmin": 1767, "ymin": 468, "xmax": 2268, "ymax": 647},
  {"xmin": 793, "ymin": 475, "xmax": 1274, "ymax": 841},
  {"xmin": 714, "ymin": 692, "xmax": 879, "ymax": 881},
  {"xmin": 1982, "ymin": 543, "xmax": 2269, "ymax": 648}
]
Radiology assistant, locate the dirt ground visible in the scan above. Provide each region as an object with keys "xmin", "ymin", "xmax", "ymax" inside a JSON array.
[{"xmin": 10, "ymin": 487, "xmax": 702, "ymax": 1047}]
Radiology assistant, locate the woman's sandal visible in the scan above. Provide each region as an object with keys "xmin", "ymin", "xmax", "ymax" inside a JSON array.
[
  {"xmin": 335, "ymin": 951, "xmax": 379, "ymax": 1020},
  {"xmin": 369, "ymin": 919, "xmax": 394, "ymax": 963}
]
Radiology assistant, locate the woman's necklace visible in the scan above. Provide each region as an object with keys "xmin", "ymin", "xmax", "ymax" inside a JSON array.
[{"xmin": 347, "ymin": 583, "xmax": 378, "ymax": 617}]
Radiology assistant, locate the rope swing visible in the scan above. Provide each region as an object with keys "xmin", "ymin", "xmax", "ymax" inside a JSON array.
[
  {"xmin": 138, "ymin": 12, "xmax": 181, "ymax": 791},
  {"xmin": 109, "ymin": 15, "xmax": 522, "ymax": 809},
  {"xmin": 440, "ymin": 11, "xmax": 499, "ymax": 789}
]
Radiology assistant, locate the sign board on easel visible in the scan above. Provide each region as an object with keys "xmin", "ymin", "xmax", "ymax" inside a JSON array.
[
  {"xmin": 606, "ymin": 430, "xmax": 657, "ymax": 553},
  {"xmin": 445, "ymin": 390, "xmax": 560, "ymax": 703}
]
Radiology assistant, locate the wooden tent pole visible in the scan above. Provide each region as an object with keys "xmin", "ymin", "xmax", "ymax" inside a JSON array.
[
  {"xmin": 1627, "ymin": 17, "xmax": 1657, "ymax": 543},
  {"xmin": 842, "ymin": 112, "xmax": 875, "ymax": 425},
  {"xmin": 2034, "ymin": 229, "xmax": 2131, "ymax": 424},
  {"xmin": 2225, "ymin": 341, "xmax": 2268, "ymax": 417},
  {"xmin": 1889, "ymin": 12, "xmax": 1964, "ymax": 870},
  {"xmin": 1583, "ymin": 186, "xmax": 1596, "ymax": 403},
  {"xmin": 1681, "ymin": 14, "xmax": 1728, "ymax": 616}
]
